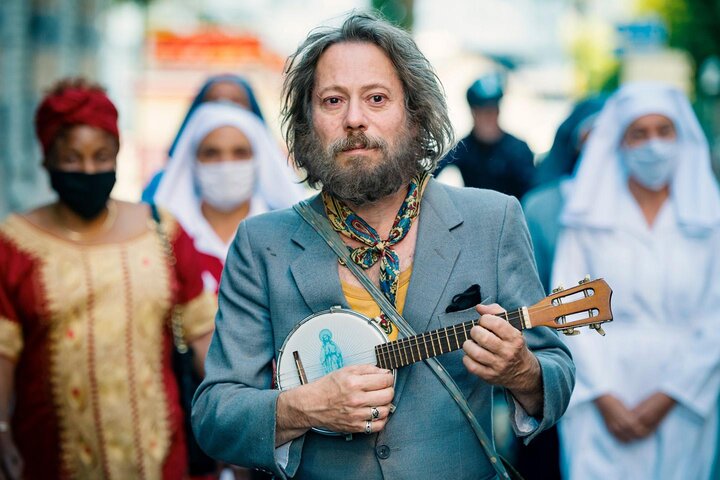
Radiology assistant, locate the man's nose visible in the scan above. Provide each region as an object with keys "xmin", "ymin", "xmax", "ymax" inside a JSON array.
[{"xmin": 344, "ymin": 98, "xmax": 367, "ymax": 132}]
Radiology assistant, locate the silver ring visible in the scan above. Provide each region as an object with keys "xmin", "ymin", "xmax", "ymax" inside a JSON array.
[
  {"xmin": 364, "ymin": 420, "xmax": 372, "ymax": 435},
  {"xmin": 370, "ymin": 406, "xmax": 380, "ymax": 420}
]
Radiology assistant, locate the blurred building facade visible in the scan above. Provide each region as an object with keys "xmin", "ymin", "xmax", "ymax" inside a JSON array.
[{"xmin": 0, "ymin": 0, "xmax": 108, "ymax": 220}]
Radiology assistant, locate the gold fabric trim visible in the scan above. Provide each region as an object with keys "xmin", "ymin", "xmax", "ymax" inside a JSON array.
[
  {"xmin": 181, "ymin": 291, "xmax": 217, "ymax": 342},
  {"xmin": 155, "ymin": 206, "xmax": 180, "ymax": 241},
  {"xmin": 1, "ymin": 215, "xmax": 173, "ymax": 479},
  {"xmin": 0, "ymin": 317, "xmax": 22, "ymax": 361}
]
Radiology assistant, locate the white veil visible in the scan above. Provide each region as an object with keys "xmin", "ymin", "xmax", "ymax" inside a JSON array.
[
  {"xmin": 561, "ymin": 82, "xmax": 720, "ymax": 232},
  {"xmin": 155, "ymin": 102, "xmax": 305, "ymax": 259}
]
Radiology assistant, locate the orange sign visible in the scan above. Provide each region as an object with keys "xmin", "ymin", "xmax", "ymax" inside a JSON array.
[{"xmin": 149, "ymin": 29, "xmax": 283, "ymax": 68}]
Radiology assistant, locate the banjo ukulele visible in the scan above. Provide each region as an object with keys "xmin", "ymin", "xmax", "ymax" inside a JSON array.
[{"xmin": 276, "ymin": 277, "xmax": 613, "ymax": 436}]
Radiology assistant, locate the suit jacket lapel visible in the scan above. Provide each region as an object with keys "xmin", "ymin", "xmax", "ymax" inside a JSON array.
[
  {"xmin": 290, "ymin": 195, "xmax": 348, "ymax": 314},
  {"xmin": 393, "ymin": 179, "xmax": 463, "ymax": 406},
  {"xmin": 403, "ymin": 179, "xmax": 463, "ymax": 331}
]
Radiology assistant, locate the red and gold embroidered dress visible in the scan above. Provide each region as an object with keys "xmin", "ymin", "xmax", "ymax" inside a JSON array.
[{"xmin": 0, "ymin": 210, "xmax": 216, "ymax": 479}]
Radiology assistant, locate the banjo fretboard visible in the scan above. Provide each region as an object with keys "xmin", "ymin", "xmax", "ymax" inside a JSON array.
[{"xmin": 374, "ymin": 308, "xmax": 527, "ymax": 370}]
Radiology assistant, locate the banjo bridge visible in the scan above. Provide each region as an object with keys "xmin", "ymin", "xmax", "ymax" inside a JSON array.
[{"xmin": 293, "ymin": 350, "xmax": 309, "ymax": 385}]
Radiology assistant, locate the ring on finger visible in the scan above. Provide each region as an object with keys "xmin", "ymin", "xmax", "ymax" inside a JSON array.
[
  {"xmin": 364, "ymin": 420, "xmax": 372, "ymax": 435},
  {"xmin": 370, "ymin": 406, "xmax": 380, "ymax": 420}
]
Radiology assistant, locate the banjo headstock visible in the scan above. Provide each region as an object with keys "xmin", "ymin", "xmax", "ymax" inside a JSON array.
[{"xmin": 528, "ymin": 277, "xmax": 613, "ymax": 336}]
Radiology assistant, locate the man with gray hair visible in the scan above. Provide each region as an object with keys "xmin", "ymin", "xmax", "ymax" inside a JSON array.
[{"xmin": 192, "ymin": 12, "xmax": 574, "ymax": 479}]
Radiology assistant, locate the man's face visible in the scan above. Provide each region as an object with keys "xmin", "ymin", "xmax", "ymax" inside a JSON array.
[
  {"xmin": 296, "ymin": 41, "xmax": 423, "ymax": 205},
  {"xmin": 471, "ymin": 105, "xmax": 501, "ymax": 143}
]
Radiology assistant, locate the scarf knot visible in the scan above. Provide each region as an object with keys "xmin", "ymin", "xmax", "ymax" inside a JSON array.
[{"xmin": 323, "ymin": 172, "xmax": 429, "ymax": 315}]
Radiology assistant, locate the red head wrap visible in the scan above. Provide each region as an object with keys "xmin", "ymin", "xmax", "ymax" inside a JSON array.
[{"xmin": 34, "ymin": 85, "xmax": 119, "ymax": 155}]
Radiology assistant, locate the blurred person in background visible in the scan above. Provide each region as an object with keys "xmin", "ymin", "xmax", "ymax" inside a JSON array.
[
  {"xmin": 153, "ymin": 102, "xmax": 305, "ymax": 294},
  {"xmin": 155, "ymin": 102, "xmax": 302, "ymax": 480},
  {"xmin": 522, "ymin": 96, "xmax": 606, "ymax": 293},
  {"xmin": 142, "ymin": 74, "xmax": 267, "ymax": 203},
  {"xmin": 0, "ymin": 78, "xmax": 217, "ymax": 479},
  {"xmin": 435, "ymin": 72, "xmax": 535, "ymax": 198},
  {"xmin": 552, "ymin": 82, "xmax": 720, "ymax": 479},
  {"xmin": 516, "ymin": 96, "xmax": 605, "ymax": 480}
]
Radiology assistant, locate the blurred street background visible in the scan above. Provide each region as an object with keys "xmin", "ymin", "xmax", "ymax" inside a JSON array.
[{"xmin": 2, "ymin": 0, "xmax": 719, "ymax": 219}]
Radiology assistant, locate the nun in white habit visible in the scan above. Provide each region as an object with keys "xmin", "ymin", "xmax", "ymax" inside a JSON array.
[
  {"xmin": 155, "ymin": 102, "xmax": 306, "ymax": 292},
  {"xmin": 552, "ymin": 82, "xmax": 720, "ymax": 480}
]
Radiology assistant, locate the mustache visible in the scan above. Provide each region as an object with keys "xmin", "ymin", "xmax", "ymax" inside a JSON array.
[{"xmin": 328, "ymin": 132, "xmax": 388, "ymax": 155}]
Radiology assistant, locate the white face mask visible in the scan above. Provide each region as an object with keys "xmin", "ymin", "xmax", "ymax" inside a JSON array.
[
  {"xmin": 619, "ymin": 138, "xmax": 679, "ymax": 191},
  {"xmin": 195, "ymin": 160, "xmax": 255, "ymax": 211}
]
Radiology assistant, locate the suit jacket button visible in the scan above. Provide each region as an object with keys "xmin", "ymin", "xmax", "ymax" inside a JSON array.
[{"xmin": 376, "ymin": 444, "xmax": 390, "ymax": 459}]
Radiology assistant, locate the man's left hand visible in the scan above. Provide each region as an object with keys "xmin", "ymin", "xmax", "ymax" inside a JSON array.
[{"xmin": 462, "ymin": 303, "xmax": 543, "ymax": 416}]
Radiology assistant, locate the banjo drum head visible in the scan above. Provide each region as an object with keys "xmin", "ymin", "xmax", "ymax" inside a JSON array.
[{"xmin": 277, "ymin": 307, "xmax": 390, "ymax": 391}]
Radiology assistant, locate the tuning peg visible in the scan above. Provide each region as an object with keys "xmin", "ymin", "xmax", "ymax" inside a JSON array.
[
  {"xmin": 590, "ymin": 324, "xmax": 606, "ymax": 336},
  {"xmin": 578, "ymin": 275, "xmax": 591, "ymax": 285},
  {"xmin": 552, "ymin": 284, "xmax": 565, "ymax": 294},
  {"xmin": 560, "ymin": 328, "xmax": 580, "ymax": 336}
]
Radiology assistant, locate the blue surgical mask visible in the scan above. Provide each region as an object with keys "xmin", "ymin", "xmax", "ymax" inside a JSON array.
[{"xmin": 619, "ymin": 139, "xmax": 679, "ymax": 191}]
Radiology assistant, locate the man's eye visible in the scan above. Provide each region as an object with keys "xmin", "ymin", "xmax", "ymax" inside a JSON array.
[
  {"xmin": 325, "ymin": 97, "xmax": 341, "ymax": 105},
  {"xmin": 371, "ymin": 95, "xmax": 384, "ymax": 103}
]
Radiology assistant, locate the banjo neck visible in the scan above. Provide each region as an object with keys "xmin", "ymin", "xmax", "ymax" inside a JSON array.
[
  {"xmin": 375, "ymin": 276, "xmax": 613, "ymax": 370},
  {"xmin": 373, "ymin": 308, "xmax": 528, "ymax": 370},
  {"xmin": 373, "ymin": 277, "xmax": 614, "ymax": 370}
]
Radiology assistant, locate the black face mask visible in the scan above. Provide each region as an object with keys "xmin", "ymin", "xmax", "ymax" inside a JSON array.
[{"xmin": 49, "ymin": 170, "xmax": 117, "ymax": 219}]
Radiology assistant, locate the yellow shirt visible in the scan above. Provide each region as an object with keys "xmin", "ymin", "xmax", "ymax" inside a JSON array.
[{"xmin": 341, "ymin": 266, "xmax": 412, "ymax": 341}]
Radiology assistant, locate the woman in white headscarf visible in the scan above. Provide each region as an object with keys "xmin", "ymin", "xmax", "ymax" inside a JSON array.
[
  {"xmin": 155, "ymin": 102, "xmax": 305, "ymax": 293},
  {"xmin": 552, "ymin": 82, "xmax": 720, "ymax": 479}
]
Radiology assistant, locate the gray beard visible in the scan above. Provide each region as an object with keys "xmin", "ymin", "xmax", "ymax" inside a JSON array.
[{"xmin": 295, "ymin": 127, "xmax": 425, "ymax": 206}]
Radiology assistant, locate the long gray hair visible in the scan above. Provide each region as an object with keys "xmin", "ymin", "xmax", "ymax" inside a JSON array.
[{"xmin": 281, "ymin": 11, "xmax": 454, "ymax": 178}]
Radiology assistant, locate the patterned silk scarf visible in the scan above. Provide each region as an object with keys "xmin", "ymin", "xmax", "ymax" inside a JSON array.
[{"xmin": 322, "ymin": 172, "xmax": 430, "ymax": 332}]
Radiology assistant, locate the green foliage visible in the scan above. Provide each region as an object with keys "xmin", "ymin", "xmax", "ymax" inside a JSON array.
[
  {"xmin": 371, "ymin": 0, "xmax": 414, "ymax": 31},
  {"xmin": 568, "ymin": 19, "xmax": 620, "ymax": 95},
  {"xmin": 638, "ymin": 0, "xmax": 720, "ymax": 66}
]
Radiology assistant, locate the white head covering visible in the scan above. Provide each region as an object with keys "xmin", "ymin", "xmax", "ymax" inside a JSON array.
[
  {"xmin": 155, "ymin": 102, "xmax": 305, "ymax": 260},
  {"xmin": 561, "ymin": 82, "xmax": 720, "ymax": 232}
]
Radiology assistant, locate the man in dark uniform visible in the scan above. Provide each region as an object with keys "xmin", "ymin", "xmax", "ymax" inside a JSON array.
[{"xmin": 436, "ymin": 73, "xmax": 535, "ymax": 198}]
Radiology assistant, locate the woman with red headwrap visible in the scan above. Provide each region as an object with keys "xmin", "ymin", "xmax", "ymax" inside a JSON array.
[{"xmin": 0, "ymin": 78, "xmax": 217, "ymax": 479}]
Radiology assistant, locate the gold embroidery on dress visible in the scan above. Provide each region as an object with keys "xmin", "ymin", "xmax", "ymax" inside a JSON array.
[
  {"xmin": 1, "ymin": 216, "xmax": 174, "ymax": 479},
  {"xmin": 0, "ymin": 317, "xmax": 22, "ymax": 361}
]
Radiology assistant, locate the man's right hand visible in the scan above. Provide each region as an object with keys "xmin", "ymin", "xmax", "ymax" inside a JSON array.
[
  {"xmin": 594, "ymin": 394, "xmax": 650, "ymax": 443},
  {"xmin": 276, "ymin": 364, "xmax": 394, "ymax": 445},
  {"xmin": 0, "ymin": 432, "xmax": 23, "ymax": 480}
]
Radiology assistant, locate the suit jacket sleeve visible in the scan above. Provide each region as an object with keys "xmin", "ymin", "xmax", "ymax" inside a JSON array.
[
  {"xmin": 497, "ymin": 197, "xmax": 575, "ymax": 443},
  {"xmin": 191, "ymin": 220, "xmax": 302, "ymax": 478}
]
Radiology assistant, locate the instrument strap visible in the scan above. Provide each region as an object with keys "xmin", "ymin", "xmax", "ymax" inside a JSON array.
[{"xmin": 294, "ymin": 200, "xmax": 510, "ymax": 479}]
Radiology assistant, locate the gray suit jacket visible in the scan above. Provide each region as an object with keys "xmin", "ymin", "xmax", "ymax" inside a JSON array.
[{"xmin": 192, "ymin": 179, "xmax": 575, "ymax": 479}]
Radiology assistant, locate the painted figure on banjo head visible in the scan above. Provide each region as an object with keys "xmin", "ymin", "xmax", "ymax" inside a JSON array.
[
  {"xmin": 319, "ymin": 329, "xmax": 344, "ymax": 374},
  {"xmin": 192, "ymin": 11, "xmax": 577, "ymax": 480}
]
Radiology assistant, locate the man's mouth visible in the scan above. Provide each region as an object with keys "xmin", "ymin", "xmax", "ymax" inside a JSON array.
[{"xmin": 344, "ymin": 145, "xmax": 368, "ymax": 152}]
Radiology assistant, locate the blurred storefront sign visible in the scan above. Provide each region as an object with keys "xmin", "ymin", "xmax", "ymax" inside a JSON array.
[
  {"xmin": 615, "ymin": 19, "xmax": 667, "ymax": 55},
  {"xmin": 148, "ymin": 29, "xmax": 284, "ymax": 69},
  {"xmin": 615, "ymin": 18, "xmax": 692, "ymax": 95}
]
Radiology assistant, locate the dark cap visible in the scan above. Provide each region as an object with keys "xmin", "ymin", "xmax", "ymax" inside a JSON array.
[{"xmin": 466, "ymin": 72, "xmax": 504, "ymax": 107}]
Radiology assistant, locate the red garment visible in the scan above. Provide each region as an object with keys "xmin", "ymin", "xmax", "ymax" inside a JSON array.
[
  {"xmin": 0, "ymin": 213, "xmax": 216, "ymax": 480},
  {"xmin": 196, "ymin": 250, "xmax": 224, "ymax": 294},
  {"xmin": 35, "ymin": 86, "xmax": 119, "ymax": 154}
]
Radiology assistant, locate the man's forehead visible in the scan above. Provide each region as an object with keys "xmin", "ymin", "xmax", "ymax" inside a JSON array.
[{"xmin": 313, "ymin": 42, "xmax": 402, "ymax": 92}]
